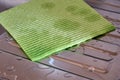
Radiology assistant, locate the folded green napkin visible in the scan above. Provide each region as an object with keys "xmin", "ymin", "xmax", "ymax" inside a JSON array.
[{"xmin": 0, "ymin": 0, "xmax": 115, "ymax": 61}]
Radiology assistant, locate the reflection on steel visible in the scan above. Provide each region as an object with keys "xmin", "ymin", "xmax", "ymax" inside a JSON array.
[
  {"xmin": 8, "ymin": 41, "xmax": 20, "ymax": 48},
  {"xmin": 87, "ymin": 0, "xmax": 120, "ymax": 8},
  {"xmin": 105, "ymin": 16, "xmax": 120, "ymax": 22},
  {"xmin": 52, "ymin": 55, "xmax": 108, "ymax": 74},
  {"xmin": 49, "ymin": 57, "xmax": 55, "ymax": 66},
  {"xmin": 81, "ymin": 44, "xmax": 118, "ymax": 56},
  {"xmin": 107, "ymin": 34, "xmax": 120, "ymax": 39}
]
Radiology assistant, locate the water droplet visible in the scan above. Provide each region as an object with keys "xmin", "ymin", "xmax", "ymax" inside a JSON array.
[
  {"xmin": 37, "ymin": 64, "xmax": 50, "ymax": 69},
  {"xmin": 16, "ymin": 58, "xmax": 22, "ymax": 61},
  {"xmin": 54, "ymin": 19, "xmax": 80, "ymax": 31},
  {"xmin": 3, "ymin": 72, "xmax": 7, "ymax": 76},
  {"xmin": 9, "ymin": 38, "xmax": 13, "ymax": 41},
  {"xmin": 41, "ymin": 2, "xmax": 55, "ymax": 9},
  {"xmin": 64, "ymin": 73, "xmax": 72, "ymax": 78},
  {"xmin": 49, "ymin": 57, "xmax": 55, "ymax": 66},
  {"xmin": 6, "ymin": 66, "xmax": 16, "ymax": 72},
  {"xmin": 14, "ymin": 75, "xmax": 18, "ymax": 80},
  {"xmin": 93, "ymin": 60, "xmax": 97, "ymax": 62},
  {"xmin": 0, "ymin": 72, "xmax": 17, "ymax": 80}
]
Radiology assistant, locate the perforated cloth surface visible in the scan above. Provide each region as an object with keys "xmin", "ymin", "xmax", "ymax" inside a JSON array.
[{"xmin": 0, "ymin": 0, "xmax": 115, "ymax": 61}]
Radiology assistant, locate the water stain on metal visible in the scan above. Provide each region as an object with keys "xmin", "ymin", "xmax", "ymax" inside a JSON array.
[
  {"xmin": 5, "ymin": 65, "xmax": 16, "ymax": 72},
  {"xmin": 64, "ymin": 73, "xmax": 73, "ymax": 78},
  {"xmin": 45, "ymin": 69, "xmax": 55, "ymax": 79},
  {"xmin": 6, "ymin": 66, "xmax": 16, "ymax": 72},
  {"xmin": 0, "ymin": 72, "xmax": 18, "ymax": 80}
]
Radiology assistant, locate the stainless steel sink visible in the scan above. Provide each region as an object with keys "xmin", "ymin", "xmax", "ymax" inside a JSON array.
[
  {"xmin": 0, "ymin": 1, "xmax": 120, "ymax": 80},
  {"xmin": 0, "ymin": 0, "xmax": 29, "ymax": 12}
]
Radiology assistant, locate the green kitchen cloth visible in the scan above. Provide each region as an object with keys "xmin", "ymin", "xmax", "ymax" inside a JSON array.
[{"xmin": 0, "ymin": 0, "xmax": 115, "ymax": 61}]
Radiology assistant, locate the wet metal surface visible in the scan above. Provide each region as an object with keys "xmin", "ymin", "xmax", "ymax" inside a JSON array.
[
  {"xmin": 0, "ymin": 51, "xmax": 90, "ymax": 80},
  {"xmin": 0, "ymin": 0, "xmax": 120, "ymax": 80}
]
